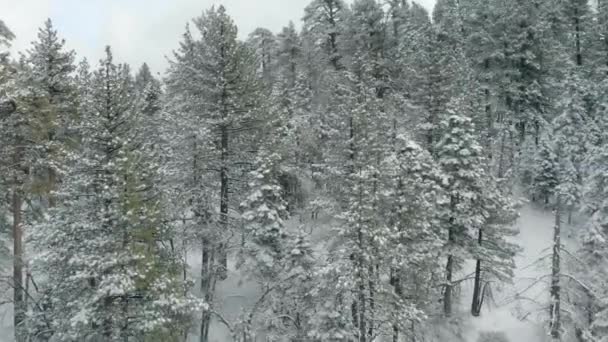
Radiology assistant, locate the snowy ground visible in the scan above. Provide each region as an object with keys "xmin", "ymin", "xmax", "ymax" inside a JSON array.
[
  {"xmin": 461, "ymin": 201, "xmax": 580, "ymax": 342},
  {"xmin": 0, "ymin": 201, "xmax": 578, "ymax": 342},
  {"xmin": 192, "ymin": 201, "xmax": 576, "ymax": 342}
]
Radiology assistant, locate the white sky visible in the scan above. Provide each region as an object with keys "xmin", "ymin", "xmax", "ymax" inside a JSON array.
[{"xmin": 1, "ymin": 0, "xmax": 436, "ymax": 75}]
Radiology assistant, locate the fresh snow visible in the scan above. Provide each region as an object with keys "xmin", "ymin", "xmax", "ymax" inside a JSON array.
[
  {"xmin": 463, "ymin": 201, "xmax": 578, "ymax": 342},
  {"xmin": 182, "ymin": 201, "xmax": 582, "ymax": 342},
  {"xmin": 0, "ymin": 202, "xmax": 582, "ymax": 342}
]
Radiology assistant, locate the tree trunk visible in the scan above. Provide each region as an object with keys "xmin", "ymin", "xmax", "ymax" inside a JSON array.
[
  {"xmin": 48, "ymin": 168, "xmax": 57, "ymax": 208},
  {"xmin": 12, "ymin": 187, "xmax": 24, "ymax": 342},
  {"xmin": 444, "ymin": 254, "xmax": 454, "ymax": 317},
  {"xmin": 200, "ymin": 236, "xmax": 214, "ymax": 342},
  {"xmin": 368, "ymin": 265, "xmax": 376, "ymax": 340},
  {"xmin": 444, "ymin": 196, "xmax": 456, "ymax": 317},
  {"xmin": 497, "ymin": 127, "xmax": 507, "ymax": 179},
  {"xmin": 327, "ymin": 2, "xmax": 341, "ymax": 70},
  {"xmin": 575, "ymin": 8, "xmax": 582, "ymax": 66},
  {"xmin": 392, "ymin": 270, "xmax": 402, "ymax": 342},
  {"xmin": 218, "ymin": 125, "xmax": 229, "ymax": 281},
  {"xmin": 358, "ymin": 267, "xmax": 367, "ymax": 342},
  {"xmin": 550, "ymin": 195, "xmax": 561, "ymax": 340},
  {"xmin": 12, "ymin": 136, "xmax": 24, "ymax": 342},
  {"xmin": 484, "ymin": 59, "xmax": 493, "ymax": 161},
  {"xmin": 471, "ymin": 228, "xmax": 483, "ymax": 316}
]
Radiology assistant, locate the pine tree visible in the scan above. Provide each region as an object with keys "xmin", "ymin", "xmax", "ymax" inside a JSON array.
[
  {"xmin": 0, "ymin": 20, "xmax": 24, "ymax": 342},
  {"xmin": 239, "ymin": 149, "xmax": 288, "ymax": 282},
  {"xmin": 435, "ymin": 112, "xmax": 486, "ymax": 317},
  {"xmin": 396, "ymin": 3, "xmax": 435, "ymax": 145},
  {"xmin": 383, "ymin": 136, "xmax": 445, "ymax": 339},
  {"xmin": 0, "ymin": 19, "xmax": 13, "ymax": 50},
  {"xmin": 531, "ymin": 135, "xmax": 559, "ymax": 204},
  {"xmin": 134, "ymin": 63, "xmax": 163, "ymax": 152},
  {"xmin": 559, "ymin": 0, "xmax": 592, "ymax": 67},
  {"xmin": 552, "ymin": 69, "xmax": 589, "ymax": 215},
  {"xmin": 275, "ymin": 21, "xmax": 301, "ymax": 88},
  {"xmin": 592, "ymin": 0, "xmax": 608, "ymax": 74},
  {"xmin": 247, "ymin": 27, "xmax": 277, "ymax": 87},
  {"xmin": 302, "ymin": 0, "xmax": 349, "ymax": 70},
  {"xmin": 30, "ymin": 47, "xmax": 200, "ymax": 341},
  {"xmin": 470, "ymin": 178, "xmax": 519, "ymax": 316},
  {"xmin": 165, "ymin": 6, "xmax": 263, "ymax": 340},
  {"xmin": 24, "ymin": 19, "xmax": 77, "ymax": 207},
  {"xmin": 581, "ymin": 139, "xmax": 608, "ymax": 341}
]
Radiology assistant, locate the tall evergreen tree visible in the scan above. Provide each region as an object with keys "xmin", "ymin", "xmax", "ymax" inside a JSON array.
[
  {"xmin": 302, "ymin": 0, "xmax": 349, "ymax": 70},
  {"xmin": 24, "ymin": 19, "xmax": 77, "ymax": 207},
  {"xmin": 31, "ymin": 47, "xmax": 199, "ymax": 341},
  {"xmin": 247, "ymin": 27, "xmax": 277, "ymax": 87},
  {"xmin": 435, "ymin": 112, "xmax": 486, "ymax": 317},
  {"xmin": 165, "ymin": 6, "xmax": 263, "ymax": 341}
]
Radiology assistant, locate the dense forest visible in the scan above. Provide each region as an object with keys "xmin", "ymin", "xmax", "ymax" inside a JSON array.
[{"xmin": 0, "ymin": 0, "xmax": 607, "ymax": 341}]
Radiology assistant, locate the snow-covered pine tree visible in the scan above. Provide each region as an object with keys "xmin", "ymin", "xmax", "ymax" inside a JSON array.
[
  {"xmin": 460, "ymin": 0, "xmax": 501, "ymax": 159},
  {"xmin": 580, "ymin": 135, "xmax": 608, "ymax": 341},
  {"xmin": 247, "ymin": 27, "xmax": 277, "ymax": 87},
  {"xmin": 383, "ymin": 136, "xmax": 445, "ymax": 340},
  {"xmin": 495, "ymin": 0, "xmax": 546, "ymax": 145},
  {"xmin": 239, "ymin": 148, "xmax": 288, "ymax": 283},
  {"xmin": 302, "ymin": 0, "xmax": 349, "ymax": 71},
  {"xmin": 133, "ymin": 62, "xmax": 163, "ymax": 160},
  {"xmin": 386, "ymin": 0, "xmax": 409, "ymax": 57},
  {"xmin": 0, "ymin": 19, "xmax": 14, "ymax": 59},
  {"xmin": 275, "ymin": 21, "xmax": 301, "ymax": 88},
  {"xmin": 552, "ymin": 69, "xmax": 590, "ymax": 217},
  {"xmin": 557, "ymin": 0, "xmax": 592, "ymax": 67},
  {"xmin": 23, "ymin": 19, "xmax": 77, "ymax": 208},
  {"xmin": 267, "ymin": 230, "xmax": 316, "ymax": 341},
  {"xmin": 470, "ymin": 177, "xmax": 519, "ymax": 316},
  {"xmin": 531, "ymin": 135, "xmax": 559, "ymax": 204},
  {"xmin": 30, "ymin": 47, "xmax": 200, "ymax": 341},
  {"xmin": 134, "ymin": 63, "xmax": 162, "ymax": 117},
  {"xmin": 165, "ymin": 6, "xmax": 264, "ymax": 340},
  {"xmin": 0, "ymin": 20, "xmax": 28, "ymax": 342},
  {"xmin": 435, "ymin": 110, "xmax": 486, "ymax": 317},
  {"xmin": 396, "ymin": 3, "xmax": 436, "ymax": 145},
  {"xmin": 592, "ymin": 0, "xmax": 608, "ymax": 75},
  {"xmin": 235, "ymin": 137, "xmax": 290, "ymax": 341},
  {"xmin": 5, "ymin": 21, "xmax": 77, "ymax": 341}
]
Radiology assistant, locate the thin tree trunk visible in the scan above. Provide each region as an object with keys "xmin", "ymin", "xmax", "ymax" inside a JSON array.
[
  {"xmin": 534, "ymin": 120, "xmax": 540, "ymax": 146},
  {"xmin": 484, "ymin": 59, "xmax": 493, "ymax": 161},
  {"xmin": 575, "ymin": 8, "xmax": 582, "ymax": 66},
  {"xmin": 12, "ymin": 136, "xmax": 24, "ymax": 342},
  {"xmin": 444, "ymin": 254, "xmax": 454, "ymax": 317},
  {"xmin": 217, "ymin": 19, "xmax": 230, "ymax": 282},
  {"xmin": 368, "ymin": 265, "xmax": 376, "ymax": 340},
  {"xmin": 121, "ymin": 297, "xmax": 129, "ymax": 342},
  {"xmin": 217, "ymin": 124, "xmax": 229, "ymax": 281},
  {"xmin": 497, "ymin": 128, "xmax": 507, "ymax": 179},
  {"xmin": 356, "ymin": 166, "xmax": 366, "ymax": 342},
  {"xmin": 392, "ymin": 271, "xmax": 402, "ymax": 342},
  {"xmin": 12, "ymin": 186, "xmax": 24, "ymax": 342},
  {"xmin": 200, "ymin": 236, "xmax": 214, "ymax": 342},
  {"xmin": 550, "ymin": 195, "xmax": 562, "ymax": 340},
  {"xmin": 48, "ymin": 168, "xmax": 57, "ymax": 208},
  {"xmin": 444, "ymin": 195, "xmax": 456, "ymax": 317},
  {"xmin": 471, "ymin": 228, "xmax": 483, "ymax": 316},
  {"xmin": 327, "ymin": 2, "xmax": 341, "ymax": 70},
  {"xmin": 358, "ymin": 263, "xmax": 367, "ymax": 342}
]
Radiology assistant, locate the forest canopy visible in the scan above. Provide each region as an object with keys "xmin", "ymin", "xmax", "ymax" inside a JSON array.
[{"xmin": 0, "ymin": 0, "xmax": 607, "ymax": 341}]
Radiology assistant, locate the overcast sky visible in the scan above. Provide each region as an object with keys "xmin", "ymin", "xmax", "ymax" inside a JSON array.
[{"xmin": 2, "ymin": 0, "xmax": 436, "ymax": 75}]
